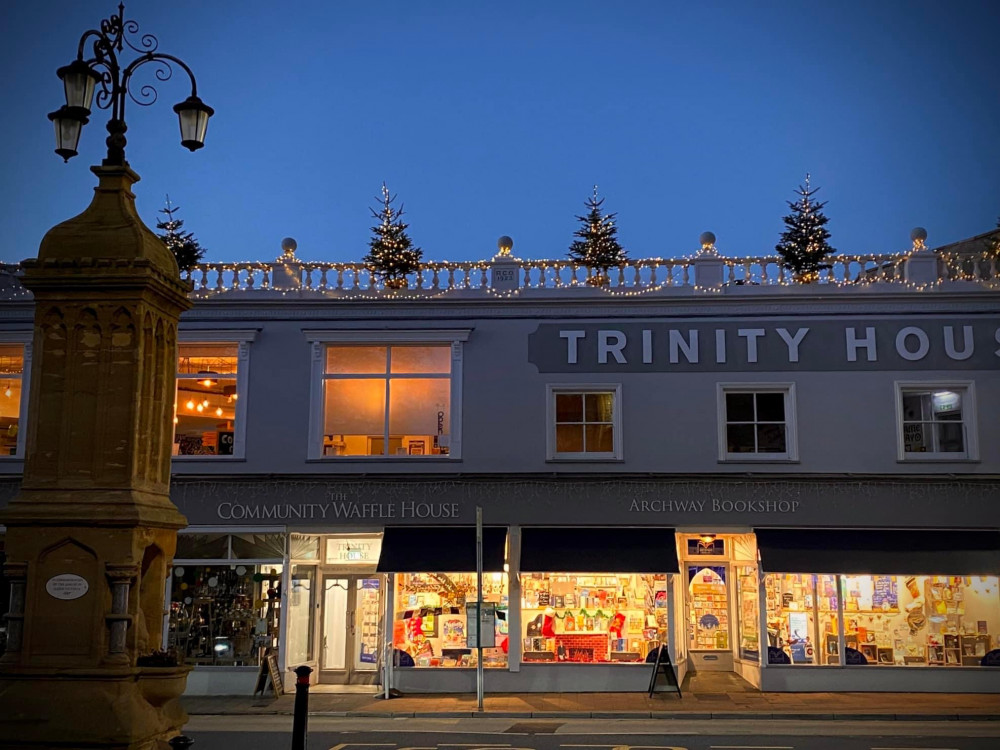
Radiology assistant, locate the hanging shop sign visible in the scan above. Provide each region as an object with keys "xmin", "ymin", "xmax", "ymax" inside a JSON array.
[
  {"xmin": 528, "ymin": 319, "xmax": 1000, "ymax": 372},
  {"xmin": 45, "ymin": 574, "xmax": 90, "ymax": 601}
]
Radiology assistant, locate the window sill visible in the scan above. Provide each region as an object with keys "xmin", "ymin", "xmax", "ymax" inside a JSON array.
[
  {"xmin": 546, "ymin": 457, "xmax": 624, "ymax": 463},
  {"xmin": 172, "ymin": 456, "xmax": 247, "ymax": 462},
  {"xmin": 0, "ymin": 455, "xmax": 23, "ymax": 460},
  {"xmin": 306, "ymin": 456, "xmax": 460, "ymax": 463},
  {"xmin": 718, "ymin": 457, "xmax": 799, "ymax": 464},
  {"xmin": 897, "ymin": 456, "xmax": 980, "ymax": 464}
]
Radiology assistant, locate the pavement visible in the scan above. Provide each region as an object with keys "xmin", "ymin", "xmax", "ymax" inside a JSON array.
[{"xmin": 181, "ymin": 673, "xmax": 1000, "ymax": 722}]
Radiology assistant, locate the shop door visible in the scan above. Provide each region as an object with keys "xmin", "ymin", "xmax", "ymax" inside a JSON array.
[
  {"xmin": 687, "ymin": 564, "xmax": 734, "ymax": 671},
  {"xmin": 319, "ymin": 575, "xmax": 383, "ymax": 684}
]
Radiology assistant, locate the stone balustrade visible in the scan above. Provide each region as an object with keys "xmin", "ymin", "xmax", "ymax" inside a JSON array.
[{"xmin": 1, "ymin": 249, "xmax": 996, "ymax": 300}]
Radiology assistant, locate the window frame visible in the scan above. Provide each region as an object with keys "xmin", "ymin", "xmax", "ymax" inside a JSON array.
[
  {"xmin": 894, "ymin": 380, "xmax": 978, "ymax": 462},
  {"xmin": 173, "ymin": 330, "xmax": 257, "ymax": 461},
  {"xmin": 546, "ymin": 383, "xmax": 623, "ymax": 461},
  {"xmin": 0, "ymin": 332, "xmax": 32, "ymax": 460},
  {"xmin": 716, "ymin": 383, "xmax": 798, "ymax": 462},
  {"xmin": 304, "ymin": 329, "xmax": 471, "ymax": 460}
]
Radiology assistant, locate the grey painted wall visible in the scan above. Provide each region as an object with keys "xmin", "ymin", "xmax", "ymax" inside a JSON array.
[{"xmin": 0, "ymin": 291, "xmax": 997, "ymax": 481}]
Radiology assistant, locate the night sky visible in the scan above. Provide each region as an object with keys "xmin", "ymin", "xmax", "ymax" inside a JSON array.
[{"xmin": 2, "ymin": 0, "xmax": 998, "ymax": 266}]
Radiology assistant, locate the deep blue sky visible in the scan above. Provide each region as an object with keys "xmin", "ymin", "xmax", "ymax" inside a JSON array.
[{"xmin": 2, "ymin": 0, "xmax": 999, "ymax": 265}]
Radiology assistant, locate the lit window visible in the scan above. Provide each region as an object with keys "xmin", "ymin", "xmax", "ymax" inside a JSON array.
[
  {"xmin": 306, "ymin": 330, "xmax": 469, "ymax": 459},
  {"xmin": 0, "ymin": 342, "xmax": 27, "ymax": 458},
  {"xmin": 174, "ymin": 336, "xmax": 252, "ymax": 458},
  {"xmin": 321, "ymin": 345, "xmax": 452, "ymax": 457},
  {"xmin": 718, "ymin": 384, "xmax": 797, "ymax": 461},
  {"xmin": 896, "ymin": 383, "xmax": 977, "ymax": 460},
  {"xmin": 547, "ymin": 385, "xmax": 622, "ymax": 460}
]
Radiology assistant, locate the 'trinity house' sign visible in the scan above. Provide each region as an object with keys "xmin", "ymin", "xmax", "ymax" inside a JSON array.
[{"xmin": 528, "ymin": 319, "xmax": 1000, "ymax": 372}]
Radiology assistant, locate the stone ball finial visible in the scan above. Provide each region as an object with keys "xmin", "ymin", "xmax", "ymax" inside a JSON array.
[
  {"xmin": 910, "ymin": 227, "xmax": 928, "ymax": 243},
  {"xmin": 699, "ymin": 231, "xmax": 716, "ymax": 247},
  {"xmin": 281, "ymin": 237, "xmax": 298, "ymax": 258},
  {"xmin": 497, "ymin": 235, "xmax": 514, "ymax": 256}
]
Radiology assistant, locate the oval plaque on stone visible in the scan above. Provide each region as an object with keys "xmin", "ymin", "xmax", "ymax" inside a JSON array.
[{"xmin": 45, "ymin": 573, "xmax": 90, "ymax": 600}]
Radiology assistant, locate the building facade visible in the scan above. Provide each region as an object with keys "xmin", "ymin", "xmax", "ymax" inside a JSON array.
[{"xmin": 1, "ymin": 235, "xmax": 999, "ymax": 696}]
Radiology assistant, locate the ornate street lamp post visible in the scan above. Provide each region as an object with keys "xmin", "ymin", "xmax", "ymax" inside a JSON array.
[
  {"xmin": 47, "ymin": 2, "xmax": 214, "ymax": 163},
  {"xmin": 0, "ymin": 5, "xmax": 209, "ymax": 749}
]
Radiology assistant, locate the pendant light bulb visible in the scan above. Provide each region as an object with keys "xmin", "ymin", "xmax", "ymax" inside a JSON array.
[
  {"xmin": 215, "ymin": 407, "xmax": 223, "ymax": 417},
  {"xmin": 3, "ymin": 387, "xmax": 11, "ymax": 398},
  {"xmin": 196, "ymin": 404, "xmax": 204, "ymax": 413},
  {"xmin": 186, "ymin": 400, "xmax": 195, "ymax": 410}
]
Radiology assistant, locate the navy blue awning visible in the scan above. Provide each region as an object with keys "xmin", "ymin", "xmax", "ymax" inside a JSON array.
[
  {"xmin": 377, "ymin": 526, "xmax": 507, "ymax": 572},
  {"xmin": 520, "ymin": 527, "xmax": 679, "ymax": 573},
  {"xmin": 755, "ymin": 529, "xmax": 1000, "ymax": 575}
]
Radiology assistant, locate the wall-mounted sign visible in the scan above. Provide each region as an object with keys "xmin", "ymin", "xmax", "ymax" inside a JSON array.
[
  {"xmin": 325, "ymin": 535, "xmax": 383, "ymax": 565},
  {"xmin": 528, "ymin": 319, "xmax": 1000, "ymax": 372},
  {"xmin": 45, "ymin": 574, "xmax": 89, "ymax": 601}
]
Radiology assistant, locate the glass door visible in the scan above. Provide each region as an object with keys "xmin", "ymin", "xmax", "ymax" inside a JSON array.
[
  {"xmin": 352, "ymin": 577, "xmax": 382, "ymax": 674},
  {"xmin": 321, "ymin": 577, "xmax": 349, "ymax": 678},
  {"xmin": 319, "ymin": 574, "xmax": 384, "ymax": 683},
  {"xmin": 688, "ymin": 564, "xmax": 730, "ymax": 651}
]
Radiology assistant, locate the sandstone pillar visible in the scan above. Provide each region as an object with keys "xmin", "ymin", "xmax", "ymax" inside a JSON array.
[{"xmin": 0, "ymin": 163, "xmax": 193, "ymax": 749}]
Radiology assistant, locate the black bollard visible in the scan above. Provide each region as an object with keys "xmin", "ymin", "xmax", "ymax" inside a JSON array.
[
  {"xmin": 291, "ymin": 665, "xmax": 313, "ymax": 750},
  {"xmin": 168, "ymin": 736, "xmax": 194, "ymax": 750}
]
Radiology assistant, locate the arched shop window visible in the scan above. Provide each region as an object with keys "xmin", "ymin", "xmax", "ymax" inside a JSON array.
[{"xmin": 167, "ymin": 532, "xmax": 285, "ymax": 667}]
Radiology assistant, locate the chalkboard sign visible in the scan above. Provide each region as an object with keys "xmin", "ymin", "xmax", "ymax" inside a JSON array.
[
  {"xmin": 253, "ymin": 651, "xmax": 283, "ymax": 697},
  {"xmin": 646, "ymin": 645, "xmax": 681, "ymax": 698},
  {"xmin": 872, "ymin": 576, "xmax": 898, "ymax": 610}
]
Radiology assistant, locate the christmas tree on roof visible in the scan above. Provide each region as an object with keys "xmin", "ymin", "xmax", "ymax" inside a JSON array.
[
  {"xmin": 775, "ymin": 174, "xmax": 836, "ymax": 280},
  {"xmin": 155, "ymin": 195, "xmax": 206, "ymax": 273},
  {"xmin": 363, "ymin": 183, "xmax": 422, "ymax": 290},
  {"xmin": 567, "ymin": 186, "xmax": 628, "ymax": 285}
]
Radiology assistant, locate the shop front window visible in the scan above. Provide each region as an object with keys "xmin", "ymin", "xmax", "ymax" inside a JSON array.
[
  {"xmin": 842, "ymin": 574, "xmax": 999, "ymax": 667},
  {"xmin": 737, "ymin": 565, "xmax": 760, "ymax": 662},
  {"xmin": 765, "ymin": 574, "xmax": 839, "ymax": 665},
  {"xmin": 764, "ymin": 573, "xmax": 1000, "ymax": 667},
  {"xmin": 174, "ymin": 343, "xmax": 240, "ymax": 457},
  {"xmin": 0, "ymin": 344, "xmax": 25, "ymax": 457},
  {"xmin": 322, "ymin": 345, "xmax": 452, "ymax": 457},
  {"xmin": 393, "ymin": 572, "xmax": 508, "ymax": 667},
  {"xmin": 520, "ymin": 573, "xmax": 667, "ymax": 663},
  {"xmin": 167, "ymin": 563, "xmax": 282, "ymax": 667}
]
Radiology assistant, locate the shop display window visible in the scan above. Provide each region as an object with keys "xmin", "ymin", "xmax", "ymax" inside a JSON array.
[
  {"xmin": 393, "ymin": 572, "xmax": 508, "ymax": 667},
  {"xmin": 167, "ymin": 563, "xmax": 282, "ymax": 667},
  {"xmin": 842, "ymin": 574, "xmax": 999, "ymax": 667},
  {"xmin": 174, "ymin": 343, "xmax": 239, "ymax": 457},
  {"xmin": 0, "ymin": 344, "xmax": 24, "ymax": 457},
  {"xmin": 897, "ymin": 385, "xmax": 975, "ymax": 459},
  {"xmin": 322, "ymin": 345, "xmax": 451, "ymax": 457},
  {"xmin": 737, "ymin": 565, "xmax": 760, "ymax": 662},
  {"xmin": 765, "ymin": 574, "xmax": 838, "ymax": 665},
  {"xmin": 520, "ymin": 573, "xmax": 666, "ymax": 663},
  {"xmin": 765, "ymin": 573, "xmax": 999, "ymax": 667}
]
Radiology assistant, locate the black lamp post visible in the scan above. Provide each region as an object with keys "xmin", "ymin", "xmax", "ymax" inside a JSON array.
[{"xmin": 47, "ymin": 3, "xmax": 214, "ymax": 164}]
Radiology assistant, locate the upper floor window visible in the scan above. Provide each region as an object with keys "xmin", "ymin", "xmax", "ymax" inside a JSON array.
[
  {"xmin": 896, "ymin": 382, "xmax": 977, "ymax": 461},
  {"xmin": 306, "ymin": 330, "xmax": 470, "ymax": 459},
  {"xmin": 0, "ymin": 338, "xmax": 29, "ymax": 458},
  {"xmin": 717, "ymin": 384, "xmax": 798, "ymax": 461},
  {"xmin": 546, "ymin": 384, "xmax": 622, "ymax": 460},
  {"xmin": 174, "ymin": 332, "xmax": 255, "ymax": 459}
]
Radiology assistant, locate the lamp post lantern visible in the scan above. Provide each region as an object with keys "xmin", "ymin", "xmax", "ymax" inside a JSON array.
[
  {"xmin": 0, "ymin": 5, "xmax": 208, "ymax": 749},
  {"xmin": 47, "ymin": 2, "xmax": 214, "ymax": 163}
]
